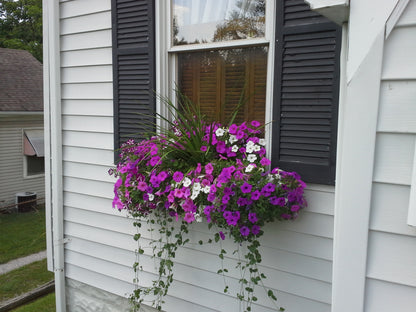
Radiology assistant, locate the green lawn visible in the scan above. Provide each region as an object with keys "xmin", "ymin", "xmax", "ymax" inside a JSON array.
[
  {"xmin": 10, "ymin": 293, "xmax": 55, "ymax": 312},
  {"xmin": 0, "ymin": 259, "xmax": 54, "ymax": 302},
  {"xmin": 0, "ymin": 206, "xmax": 47, "ymax": 264}
]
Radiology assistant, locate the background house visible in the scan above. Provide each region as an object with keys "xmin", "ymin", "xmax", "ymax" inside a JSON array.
[
  {"xmin": 0, "ymin": 48, "xmax": 44, "ymax": 211},
  {"xmin": 43, "ymin": 0, "xmax": 416, "ymax": 311}
]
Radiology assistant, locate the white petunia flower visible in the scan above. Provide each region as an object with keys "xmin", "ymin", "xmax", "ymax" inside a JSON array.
[
  {"xmin": 259, "ymin": 138, "xmax": 266, "ymax": 146},
  {"xmin": 148, "ymin": 194, "xmax": 154, "ymax": 201},
  {"xmin": 191, "ymin": 191, "xmax": 199, "ymax": 200},
  {"xmin": 247, "ymin": 154, "xmax": 257, "ymax": 163},
  {"xmin": 231, "ymin": 145, "xmax": 239, "ymax": 152},
  {"xmin": 203, "ymin": 185, "xmax": 211, "ymax": 194},
  {"xmin": 195, "ymin": 213, "xmax": 203, "ymax": 222},
  {"xmin": 253, "ymin": 144, "xmax": 261, "ymax": 152},
  {"xmin": 193, "ymin": 182, "xmax": 201, "ymax": 192},
  {"xmin": 183, "ymin": 177, "xmax": 192, "ymax": 187},
  {"xmin": 215, "ymin": 128, "xmax": 225, "ymax": 137},
  {"xmin": 245, "ymin": 164, "xmax": 255, "ymax": 173},
  {"xmin": 246, "ymin": 145, "xmax": 255, "ymax": 153},
  {"xmin": 246, "ymin": 141, "xmax": 255, "ymax": 148},
  {"xmin": 229, "ymin": 134, "xmax": 238, "ymax": 144}
]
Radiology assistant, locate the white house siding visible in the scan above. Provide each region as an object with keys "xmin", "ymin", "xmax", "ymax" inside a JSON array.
[
  {"xmin": 59, "ymin": 0, "xmax": 335, "ymax": 311},
  {"xmin": 0, "ymin": 115, "xmax": 45, "ymax": 207},
  {"xmin": 364, "ymin": 2, "xmax": 416, "ymax": 311}
]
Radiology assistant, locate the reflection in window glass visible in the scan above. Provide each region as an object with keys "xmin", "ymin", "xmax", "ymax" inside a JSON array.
[
  {"xmin": 172, "ymin": 0, "xmax": 265, "ymax": 45},
  {"xmin": 178, "ymin": 46, "xmax": 267, "ymax": 124}
]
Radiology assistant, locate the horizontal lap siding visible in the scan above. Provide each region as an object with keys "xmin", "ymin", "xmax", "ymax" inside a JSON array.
[
  {"xmin": 0, "ymin": 117, "xmax": 45, "ymax": 205},
  {"xmin": 365, "ymin": 5, "xmax": 416, "ymax": 311},
  {"xmin": 59, "ymin": 1, "xmax": 334, "ymax": 311}
]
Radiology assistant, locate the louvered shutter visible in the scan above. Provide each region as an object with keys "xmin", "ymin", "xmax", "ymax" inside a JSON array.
[
  {"xmin": 272, "ymin": 0, "xmax": 341, "ymax": 185},
  {"xmin": 112, "ymin": 0, "xmax": 156, "ymax": 158}
]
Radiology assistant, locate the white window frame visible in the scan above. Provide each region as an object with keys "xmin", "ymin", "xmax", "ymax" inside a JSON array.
[
  {"xmin": 155, "ymin": 0, "xmax": 276, "ymax": 157},
  {"xmin": 22, "ymin": 127, "xmax": 45, "ymax": 179}
]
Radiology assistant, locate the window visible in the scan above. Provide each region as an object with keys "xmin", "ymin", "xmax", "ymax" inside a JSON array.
[
  {"xmin": 112, "ymin": 0, "xmax": 341, "ymax": 185},
  {"xmin": 23, "ymin": 129, "xmax": 45, "ymax": 177},
  {"xmin": 167, "ymin": 0, "xmax": 270, "ymax": 126}
]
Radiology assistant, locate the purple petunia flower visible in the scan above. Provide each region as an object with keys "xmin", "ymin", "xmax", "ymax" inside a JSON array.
[
  {"xmin": 291, "ymin": 205, "xmax": 300, "ymax": 212},
  {"xmin": 149, "ymin": 156, "xmax": 161, "ymax": 166},
  {"xmin": 251, "ymin": 120, "xmax": 261, "ymax": 128},
  {"xmin": 224, "ymin": 187, "xmax": 234, "ymax": 196},
  {"xmin": 149, "ymin": 174, "xmax": 159, "ymax": 187},
  {"xmin": 200, "ymin": 145, "xmax": 208, "ymax": 152},
  {"xmin": 137, "ymin": 181, "xmax": 147, "ymax": 191},
  {"xmin": 207, "ymin": 193, "xmax": 216, "ymax": 202},
  {"xmin": 248, "ymin": 212, "xmax": 258, "ymax": 223},
  {"xmin": 222, "ymin": 194, "xmax": 231, "ymax": 204},
  {"xmin": 219, "ymin": 231, "xmax": 225, "ymax": 240},
  {"xmin": 158, "ymin": 171, "xmax": 168, "ymax": 182},
  {"xmin": 223, "ymin": 210, "xmax": 232, "ymax": 219},
  {"xmin": 229, "ymin": 124, "xmax": 238, "ymax": 134},
  {"xmin": 174, "ymin": 188, "xmax": 184, "ymax": 198},
  {"xmin": 240, "ymin": 182, "xmax": 252, "ymax": 194},
  {"xmin": 237, "ymin": 197, "xmax": 248, "ymax": 206},
  {"xmin": 205, "ymin": 163, "xmax": 214, "ymax": 175},
  {"xmin": 184, "ymin": 212, "xmax": 195, "ymax": 223},
  {"xmin": 240, "ymin": 226, "xmax": 250, "ymax": 237},
  {"xmin": 236, "ymin": 130, "xmax": 245, "ymax": 140},
  {"xmin": 260, "ymin": 157, "xmax": 271, "ymax": 166},
  {"xmin": 251, "ymin": 225, "xmax": 260, "ymax": 235},
  {"xmin": 251, "ymin": 190, "xmax": 261, "ymax": 201},
  {"xmin": 263, "ymin": 183, "xmax": 276, "ymax": 193},
  {"xmin": 173, "ymin": 171, "xmax": 184, "ymax": 183},
  {"xmin": 216, "ymin": 141, "xmax": 226, "ymax": 154}
]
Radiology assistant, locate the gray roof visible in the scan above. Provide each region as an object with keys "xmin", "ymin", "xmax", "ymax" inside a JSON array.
[{"xmin": 0, "ymin": 48, "xmax": 43, "ymax": 112}]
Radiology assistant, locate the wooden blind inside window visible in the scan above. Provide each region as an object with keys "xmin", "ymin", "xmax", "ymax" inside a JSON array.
[{"xmin": 178, "ymin": 47, "xmax": 267, "ymax": 125}]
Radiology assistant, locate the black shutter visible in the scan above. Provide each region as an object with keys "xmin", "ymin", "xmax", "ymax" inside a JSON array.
[
  {"xmin": 112, "ymin": 0, "xmax": 156, "ymax": 159},
  {"xmin": 272, "ymin": 0, "xmax": 342, "ymax": 185}
]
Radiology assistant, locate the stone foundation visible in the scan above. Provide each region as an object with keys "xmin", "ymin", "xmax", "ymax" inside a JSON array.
[{"xmin": 66, "ymin": 279, "xmax": 159, "ymax": 312}]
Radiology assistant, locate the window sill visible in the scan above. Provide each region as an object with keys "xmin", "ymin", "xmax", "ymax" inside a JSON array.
[{"xmin": 23, "ymin": 173, "xmax": 45, "ymax": 180}]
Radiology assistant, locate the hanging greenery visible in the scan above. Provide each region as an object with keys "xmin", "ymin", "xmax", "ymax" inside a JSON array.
[{"xmin": 110, "ymin": 96, "xmax": 306, "ymax": 311}]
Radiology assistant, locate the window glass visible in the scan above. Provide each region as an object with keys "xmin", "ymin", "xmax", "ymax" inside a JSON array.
[
  {"xmin": 178, "ymin": 46, "xmax": 267, "ymax": 124},
  {"xmin": 26, "ymin": 156, "xmax": 45, "ymax": 176},
  {"xmin": 172, "ymin": 0, "xmax": 266, "ymax": 45}
]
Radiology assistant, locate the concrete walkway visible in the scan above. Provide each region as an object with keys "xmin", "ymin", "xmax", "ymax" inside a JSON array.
[{"xmin": 0, "ymin": 250, "xmax": 47, "ymax": 275}]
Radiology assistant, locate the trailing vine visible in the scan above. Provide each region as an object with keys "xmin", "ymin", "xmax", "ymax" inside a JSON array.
[{"xmin": 110, "ymin": 97, "xmax": 306, "ymax": 311}]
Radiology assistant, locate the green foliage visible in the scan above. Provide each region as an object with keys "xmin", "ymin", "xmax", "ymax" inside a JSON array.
[
  {"xmin": 0, "ymin": 206, "xmax": 47, "ymax": 264},
  {"xmin": 0, "ymin": 0, "xmax": 43, "ymax": 62},
  {"xmin": 113, "ymin": 94, "xmax": 305, "ymax": 312},
  {"xmin": 10, "ymin": 293, "xmax": 56, "ymax": 312},
  {"xmin": 130, "ymin": 209, "xmax": 190, "ymax": 311},
  {"xmin": 0, "ymin": 259, "xmax": 53, "ymax": 302}
]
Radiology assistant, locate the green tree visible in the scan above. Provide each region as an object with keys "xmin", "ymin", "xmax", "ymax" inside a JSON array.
[{"xmin": 0, "ymin": 0, "xmax": 42, "ymax": 62}]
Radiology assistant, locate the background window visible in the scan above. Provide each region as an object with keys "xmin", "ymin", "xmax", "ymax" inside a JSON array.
[{"xmin": 23, "ymin": 129, "xmax": 44, "ymax": 177}]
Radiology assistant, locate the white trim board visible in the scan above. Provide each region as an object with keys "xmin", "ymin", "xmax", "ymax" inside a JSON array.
[{"xmin": 332, "ymin": 29, "xmax": 385, "ymax": 312}]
